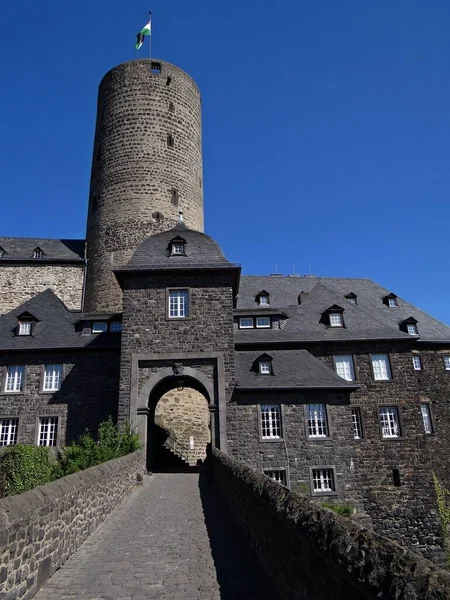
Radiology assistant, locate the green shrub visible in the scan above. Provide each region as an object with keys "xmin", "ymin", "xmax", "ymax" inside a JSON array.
[
  {"xmin": 321, "ymin": 502, "xmax": 354, "ymax": 517},
  {"xmin": 0, "ymin": 445, "xmax": 56, "ymax": 498}
]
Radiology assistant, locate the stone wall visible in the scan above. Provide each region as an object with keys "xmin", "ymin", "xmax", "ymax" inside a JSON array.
[
  {"xmin": 84, "ymin": 59, "xmax": 204, "ymax": 313},
  {"xmin": 0, "ymin": 265, "xmax": 84, "ymax": 314},
  {"xmin": 0, "ymin": 350, "xmax": 120, "ymax": 446},
  {"xmin": 0, "ymin": 450, "xmax": 145, "ymax": 600},
  {"xmin": 211, "ymin": 449, "xmax": 450, "ymax": 600}
]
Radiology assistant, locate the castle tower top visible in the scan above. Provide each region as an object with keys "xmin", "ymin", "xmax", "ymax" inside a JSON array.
[{"xmin": 84, "ymin": 59, "xmax": 204, "ymax": 313}]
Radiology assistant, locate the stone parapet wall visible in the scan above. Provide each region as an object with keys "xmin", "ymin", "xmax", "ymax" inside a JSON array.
[
  {"xmin": 211, "ymin": 449, "xmax": 450, "ymax": 600},
  {"xmin": 0, "ymin": 450, "xmax": 145, "ymax": 600}
]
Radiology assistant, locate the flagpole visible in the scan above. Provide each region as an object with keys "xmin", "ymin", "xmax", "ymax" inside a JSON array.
[{"xmin": 148, "ymin": 11, "xmax": 152, "ymax": 60}]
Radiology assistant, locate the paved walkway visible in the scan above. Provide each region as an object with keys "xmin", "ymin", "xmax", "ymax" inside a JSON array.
[{"xmin": 34, "ymin": 473, "xmax": 273, "ymax": 600}]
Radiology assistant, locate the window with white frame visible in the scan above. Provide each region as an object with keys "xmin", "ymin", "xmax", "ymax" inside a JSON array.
[
  {"xmin": 5, "ymin": 366, "xmax": 24, "ymax": 392},
  {"xmin": 334, "ymin": 355, "xmax": 355, "ymax": 381},
  {"xmin": 260, "ymin": 405, "xmax": 281, "ymax": 439},
  {"xmin": 92, "ymin": 321, "xmax": 107, "ymax": 333},
  {"xmin": 329, "ymin": 312, "xmax": 343, "ymax": 327},
  {"xmin": 38, "ymin": 417, "xmax": 58, "ymax": 447},
  {"xmin": 264, "ymin": 470, "xmax": 286, "ymax": 485},
  {"xmin": 32, "ymin": 247, "xmax": 43, "ymax": 259},
  {"xmin": 239, "ymin": 317, "xmax": 253, "ymax": 329},
  {"xmin": 306, "ymin": 404, "xmax": 328, "ymax": 438},
  {"xmin": 110, "ymin": 322, "xmax": 122, "ymax": 332},
  {"xmin": 171, "ymin": 242, "xmax": 184, "ymax": 255},
  {"xmin": 371, "ymin": 354, "xmax": 392, "ymax": 381},
  {"xmin": 379, "ymin": 406, "xmax": 401, "ymax": 438},
  {"xmin": 259, "ymin": 361, "xmax": 271, "ymax": 375},
  {"xmin": 351, "ymin": 407, "xmax": 363, "ymax": 439},
  {"xmin": 256, "ymin": 316, "xmax": 271, "ymax": 328},
  {"xmin": 18, "ymin": 320, "xmax": 32, "ymax": 336},
  {"xmin": 311, "ymin": 468, "xmax": 335, "ymax": 493},
  {"xmin": 43, "ymin": 365, "xmax": 63, "ymax": 392},
  {"xmin": 388, "ymin": 297, "xmax": 398, "ymax": 307},
  {"xmin": 168, "ymin": 289, "xmax": 189, "ymax": 318},
  {"xmin": 412, "ymin": 355, "xmax": 422, "ymax": 371},
  {"xmin": 0, "ymin": 418, "xmax": 18, "ymax": 446},
  {"xmin": 259, "ymin": 294, "xmax": 270, "ymax": 306},
  {"xmin": 443, "ymin": 356, "xmax": 450, "ymax": 371},
  {"xmin": 420, "ymin": 403, "xmax": 433, "ymax": 435},
  {"xmin": 407, "ymin": 323, "xmax": 418, "ymax": 335}
]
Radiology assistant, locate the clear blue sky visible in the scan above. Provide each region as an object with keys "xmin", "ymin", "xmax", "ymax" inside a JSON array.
[{"xmin": 1, "ymin": 1, "xmax": 449, "ymax": 323}]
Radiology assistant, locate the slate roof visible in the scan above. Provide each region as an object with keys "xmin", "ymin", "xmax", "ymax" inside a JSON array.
[
  {"xmin": 0, "ymin": 290, "xmax": 119, "ymax": 351},
  {"xmin": 0, "ymin": 237, "xmax": 85, "ymax": 263},
  {"xmin": 119, "ymin": 224, "xmax": 239, "ymax": 270},
  {"xmin": 235, "ymin": 350, "xmax": 358, "ymax": 390},
  {"xmin": 235, "ymin": 276, "xmax": 450, "ymax": 344}
]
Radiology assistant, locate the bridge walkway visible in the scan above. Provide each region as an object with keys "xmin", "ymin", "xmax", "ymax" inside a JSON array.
[{"xmin": 34, "ymin": 472, "xmax": 273, "ymax": 600}]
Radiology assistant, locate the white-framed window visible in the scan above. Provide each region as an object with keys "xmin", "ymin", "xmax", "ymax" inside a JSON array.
[
  {"xmin": 351, "ymin": 407, "xmax": 363, "ymax": 439},
  {"xmin": 168, "ymin": 289, "xmax": 189, "ymax": 318},
  {"xmin": 306, "ymin": 404, "xmax": 328, "ymax": 438},
  {"xmin": 371, "ymin": 354, "xmax": 392, "ymax": 381},
  {"xmin": 18, "ymin": 320, "xmax": 32, "ymax": 336},
  {"xmin": 329, "ymin": 312, "xmax": 343, "ymax": 327},
  {"xmin": 92, "ymin": 321, "xmax": 107, "ymax": 333},
  {"xmin": 38, "ymin": 417, "xmax": 58, "ymax": 447},
  {"xmin": 5, "ymin": 366, "xmax": 24, "ymax": 392},
  {"xmin": 334, "ymin": 355, "xmax": 355, "ymax": 381},
  {"xmin": 239, "ymin": 317, "xmax": 254, "ymax": 329},
  {"xmin": 407, "ymin": 323, "xmax": 418, "ymax": 335},
  {"xmin": 412, "ymin": 356, "xmax": 422, "ymax": 371},
  {"xmin": 264, "ymin": 470, "xmax": 286, "ymax": 485},
  {"xmin": 312, "ymin": 468, "xmax": 335, "ymax": 493},
  {"xmin": 171, "ymin": 242, "xmax": 184, "ymax": 255},
  {"xmin": 260, "ymin": 405, "xmax": 281, "ymax": 439},
  {"xmin": 0, "ymin": 418, "xmax": 18, "ymax": 446},
  {"xmin": 443, "ymin": 356, "xmax": 450, "ymax": 371},
  {"xmin": 259, "ymin": 295, "xmax": 270, "ymax": 306},
  {"xmin": 379, "ymin": 406, "xmax": 401, "ymax": 438},
  {"xmin": 388, "ymin": 297, "xmax": 398, "ymax": 307},
  {"xmin": 43, "ymin": 365, "xmax": 63, "ymax": 392},
  {"xmin": 32, "ymin": 247, "xmax": 43, "ymax": 259},
  {"xmin": 259, "ymin": 361, "xmax": 271, "ymax": 375},
  {"xmin": 256, "ymin": 317, "xmax": 271, "ymax": 328},
  {"xmin": 420, "ymin": 403, "xmax": 433, "ymax": 435},
  {"xmin": 110, "ymin": 322, "xmax": 122, "ymax": 332}
]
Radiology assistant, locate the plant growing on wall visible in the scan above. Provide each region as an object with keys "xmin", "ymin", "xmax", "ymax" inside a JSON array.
[
  {"xmin": 0, "ymin": 445, "xmax": 56, "ymax": 498},
  {"xmin": 433, "ymin": 472, "xmax": 450, "ymax": 565}
]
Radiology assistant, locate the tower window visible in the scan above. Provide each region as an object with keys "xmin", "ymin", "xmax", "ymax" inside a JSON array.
[
  {"xmin": 167, "ymin": 134, "xmax": 174, "ymax": 148},
  {"xmin": 171, "ymin": 189, "xmax": 179, "ymax": 206},
  {"xmin": 151, "ymin": 62, "xmax": 161, "ymax": 74},
  {"xmin": 169, "ymin": 102, "xmax": 175, "ymax": 112},
  {"xmin": 166, "ymin": 76, "xmax": 172, "ymax": 86}
]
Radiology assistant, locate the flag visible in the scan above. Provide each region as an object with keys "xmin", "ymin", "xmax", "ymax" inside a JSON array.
[{"xmin": 135, "ymin": 19, "xmax": 152, "ymax": 51}]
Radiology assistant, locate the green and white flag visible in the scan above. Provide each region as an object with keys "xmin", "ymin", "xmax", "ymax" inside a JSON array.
[{"xmin": 135, "ymin": 19, "xmax": 152, "ymax": 51}]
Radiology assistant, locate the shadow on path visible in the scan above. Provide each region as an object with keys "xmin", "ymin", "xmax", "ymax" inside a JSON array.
[{"xmin": 198, "ymin": 472, "xmax": 274, "ymax": 600}]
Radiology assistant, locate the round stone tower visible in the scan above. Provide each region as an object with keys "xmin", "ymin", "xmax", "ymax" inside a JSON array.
[{"xmin": 84, "ymin": 59, "xmax": 204, "ymax": 313}]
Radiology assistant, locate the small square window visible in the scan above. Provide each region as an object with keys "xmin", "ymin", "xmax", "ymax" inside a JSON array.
[
  {"xmin": 43, "ymin": 365, "xmax": 63, "ymax": 392},
  {"xmin": 259, "ymin": 361, "xmax": 271, "ymax": 375},
  {"xmin": 407, "ymin": 323, "xmax": 418, "ymax": 335},
  {"xmin": 388, "ymin": 297, "xmax": 398, "ymax": 307},
  {"xmin": 110, "ymin": 322, "xmax": 122, "ymax": 332},
  {"xmin": 171, "ymin": 243, "xmax": 184, "ymax": 256},
  {"xmin": 379, "ymin": 406, "xmax": 401, "ymax": 438},
  {"xmin": 239, "ymin": 318, "xmax": 254, "ymax": 329},
  {"xmin": 329, "ymin": 313, "xmax": 343, "ymax": 327},
  {"xmin": 311, "ymin": 468, "xmax": 336, "ymax": 494},
  {"xmin": 371, "ymin": 354, "xmax": 392, "ymax": 381},
  {"xmin": 264, "ymin": 470, "xmax": 286, "ymax": 485},
  {"xmin": 306, "ymin": 404, "xmax": 329, "ymax": 438},
  {"xmin": 260, "ymin": 405, "xmax": 281, "ymax": 439},
  {"xmin": 259, "ymin": 295, "xmax": 269, "ymax": 306},
  {"xmin": 420, "ymin": 403, "xmax": 433, "ymax": 435},
  {"xmin": 18, "ymin": 321, "xmax": 32, "ymax": 336},
  {"xmin": 412, "ymin": 356, "xmax": 422, "ymax": 371},
  {"xmin": 92, "ymin": 321, "xmax": 108, "ymax": 333},
  {"xmin": 351, "ymin": 407, "xmax": 363, "ymax": 439},
  {"xmin": 334, "ymin": 355, "xmax": 355, "ymax": 381},
  {"xmin": 151, "ymin": 61, "xmax": 161, "ymax": 74},
  {"xmin": 0, "ymin": 418, "xmax": 18, "ymax": 446},
  {"xmin": 38, "ymin": 417, "xmax": 58, "ymax": 447},
  {"xmin": 5, "ymin": 366, "xmax": 24, "ymax": 392},
  {"xmin": 168, "ymin": 289, "xmax": 189, "ymax": 318},
  {"xmin": 256, "ymin": 317, "xmax": 271, "ymax": 328},
  {"xmin": 443, "ymin": 356, "xmax": 450, "ymax": 371}
]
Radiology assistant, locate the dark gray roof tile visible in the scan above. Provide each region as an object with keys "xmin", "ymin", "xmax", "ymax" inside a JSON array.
[{"xmin": 0, "ymin": 237, "xmax": 85, "ymax": 262}]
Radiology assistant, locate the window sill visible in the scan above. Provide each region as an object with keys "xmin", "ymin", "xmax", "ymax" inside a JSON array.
[
  {"xmin": 307, "ymin": 436, "xmax": 332, "ymax": 442},
  {"xmin": 259, "ymin": 438, "xmax": 284, "ymax": 443},
  {"xmin": 0, "ymin": 391, "xmax": 24, "ymax": 396},
  {"xmin": 380, "ymin": 436, "xmax": 404, "ymax": 441},
  {"xmin": 311, "ymin": 491, "xmax": 338, "ymax": 497}
]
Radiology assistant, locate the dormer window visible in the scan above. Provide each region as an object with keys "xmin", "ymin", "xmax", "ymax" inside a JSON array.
[
  {"xmin": 0, "ymin": 246, "xmax": 6, "ymax": 258},
  {"xmin": 384, "ymin": 293, "xmax": 398, "ymax": 307},
  {"xmin": 32, "ymin": 247, "xmax": 44, "ymax": 259},
  {"xmin": 329, "ymin": 313, "xmax": 343, "ymax": 327},
  {"xmin": 321, "ymin": 305, "xmax": 345, "ymax": 328},
  {"xmin": 345, "ymin": 293, "xmax": 357, "ymax": 305},
  {"xmin": 256, "ymin": 291, "xmax": 270, "ymax": 306},
  {"xmin": 169, "ymin": 236, "xmax": 186, "ymax": 256},
  {"xmin": 259, "ymin": 360, "xmax": 272, "ymax": 375},
  {"xmin": 400, "ymin": 317, "xmax": 419, "ymax": 336},
  {"xmin": 18, "ymin": 320, "xmax": 32, "ymax": 336}
]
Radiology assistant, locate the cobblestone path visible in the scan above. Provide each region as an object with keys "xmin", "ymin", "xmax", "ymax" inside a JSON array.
[{"xmin": 34, "ymin": 473, "xmax": 273, "ymax": 600}]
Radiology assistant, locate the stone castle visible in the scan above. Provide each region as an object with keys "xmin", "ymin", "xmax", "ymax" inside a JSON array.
[{"xmin": 1, "ymin": 58, "xmax": 450, "ymax": 565}]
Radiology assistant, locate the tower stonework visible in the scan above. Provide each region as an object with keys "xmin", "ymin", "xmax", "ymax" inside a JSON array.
[{"xmin": 84, "ymin": 59, "xmax": 204, "ymax": 313}]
